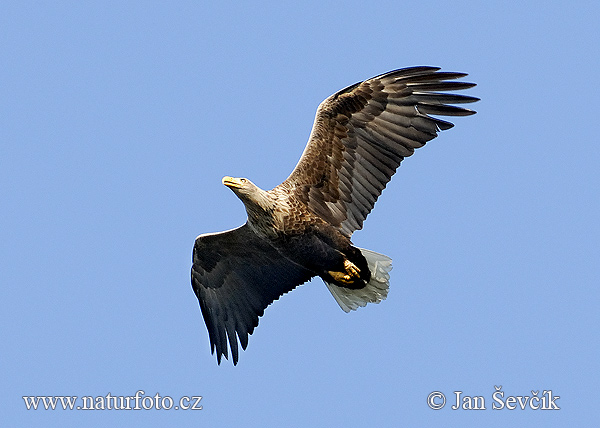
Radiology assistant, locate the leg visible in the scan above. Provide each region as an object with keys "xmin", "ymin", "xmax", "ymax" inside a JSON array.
[{"xmin": 328, "ymin": 259, "xmax": 361, "ymax": 285}]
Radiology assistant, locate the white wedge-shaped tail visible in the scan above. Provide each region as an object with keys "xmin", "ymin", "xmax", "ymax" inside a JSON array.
[{"xmin": 325, "ymin": 248, "xmax": 393, "ymax": 312}]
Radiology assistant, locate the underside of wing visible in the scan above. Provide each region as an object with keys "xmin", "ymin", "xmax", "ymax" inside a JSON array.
[
  {"xmin": 281, "ymin": 66, "xmax": 478, "ymax": 236},
  {"xmin": 191, "ymin": 224, "xmax": 314, "ymax": 365}
]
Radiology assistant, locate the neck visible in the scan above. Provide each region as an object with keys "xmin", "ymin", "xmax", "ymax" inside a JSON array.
[{"xmin": 239, "ymin": 188, "xmax": 278, "ymax": 236}]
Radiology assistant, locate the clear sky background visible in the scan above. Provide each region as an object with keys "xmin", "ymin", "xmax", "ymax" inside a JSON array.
[{"xmin": 2, "ymin": 1, "xmax": 599, "ymax": 426}]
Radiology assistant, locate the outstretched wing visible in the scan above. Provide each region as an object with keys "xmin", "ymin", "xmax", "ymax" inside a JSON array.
[
  {"xmin": 281, "ymin": 66, "xmax": 478, "ymax": 236},
  {"xmin": 191, "ymin": 224, "xmax": 314, "ymax": 365}
]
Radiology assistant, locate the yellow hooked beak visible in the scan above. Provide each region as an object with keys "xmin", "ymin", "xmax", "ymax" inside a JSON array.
[{"xmin": 222, "ymin": 176, "xmax": 245, "ymax": 189}]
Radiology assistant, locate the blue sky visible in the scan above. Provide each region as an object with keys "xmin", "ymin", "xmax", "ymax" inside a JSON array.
[{"xmin": 2, "ymin": 1, "xmax": 599, "ymax": 426}]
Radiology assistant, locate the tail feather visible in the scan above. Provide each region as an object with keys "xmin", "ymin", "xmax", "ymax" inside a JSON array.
[{"xmin": 325, "ymin": 248, "xmax": 392, "ymax": 312}]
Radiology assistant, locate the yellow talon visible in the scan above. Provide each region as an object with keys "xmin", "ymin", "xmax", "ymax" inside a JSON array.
[
  {"xmin": 328, "ymin": 260, "xmax": 361, "ymax": 285},
  {"xmin": 344, "ymin": 260, "xmax": 360, "ymax": 277}
]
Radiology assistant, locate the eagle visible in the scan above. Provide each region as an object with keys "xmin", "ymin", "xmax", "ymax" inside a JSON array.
[{"xmin": 192, "ymin": 66, "xmax": 478, "ymax": 365}]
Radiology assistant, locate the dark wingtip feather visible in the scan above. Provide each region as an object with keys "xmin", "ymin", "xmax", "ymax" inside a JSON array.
[
  {"xmin": 398, "ymin": 71, "xmax": 470, "ymax": 84},
  {"xmin": 408, "ymin": 81, "xmax": 477, "ymax": 91},
  {"xmin": 413, "ymin": 92, "xmax": 480, "ymax": 105},
  {"xmin": 433, "ymin": 118, "xmax": 455, "ymax": 130},
  {"xmin": 377, "ymin": 66, "xmax": 442, "ymax": 80},
  {"xmin": 417, "ymin": 103, "xmax": 478, "ymax": 117}
]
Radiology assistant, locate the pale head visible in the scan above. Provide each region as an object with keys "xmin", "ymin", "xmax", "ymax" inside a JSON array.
[
  {"xmin": 222, "ymin": 176, "xmax": 254, "ymax": 195},
  {"xmin": 222, "ymin": 176, "xmax": 274, "ymax": 214}
]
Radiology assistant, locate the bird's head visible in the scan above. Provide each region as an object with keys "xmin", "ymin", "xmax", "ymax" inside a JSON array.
[
  {"xmin": 222, "ymin": 176, "xmax": 254, "ymax": 196},
  {"xmin": 222, "ymin": 176, "xmax": 273, "ymax": 214}
]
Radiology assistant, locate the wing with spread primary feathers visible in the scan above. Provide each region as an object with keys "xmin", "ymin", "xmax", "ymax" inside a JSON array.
[
  {"xmin": 191, "ymin": 224, "xmax": 315, "ymax": 365},
  {"xmin": 282, "ymin": 66, "xmax": 478, "ymax": 236}
]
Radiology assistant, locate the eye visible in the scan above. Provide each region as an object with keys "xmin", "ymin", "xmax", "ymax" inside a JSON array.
[{"xmin": 240, "ymin": 178, "xmax": 247, "ymax": 183}]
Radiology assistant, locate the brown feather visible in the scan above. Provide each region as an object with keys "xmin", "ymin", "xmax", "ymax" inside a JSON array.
[{"xmin": 279, "ymin": 67, "xmax": 478, "ymax": 236}]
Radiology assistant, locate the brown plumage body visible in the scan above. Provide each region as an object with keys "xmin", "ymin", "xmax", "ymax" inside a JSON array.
[{"xmin": 225, "ymin": 177, "xmax": 372, "ymax": 289}]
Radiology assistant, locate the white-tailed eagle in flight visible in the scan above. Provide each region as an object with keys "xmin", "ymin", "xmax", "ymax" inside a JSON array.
[{"xmin": 191, "ymin": 66, "xmax": 478, "ymax": 364}]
